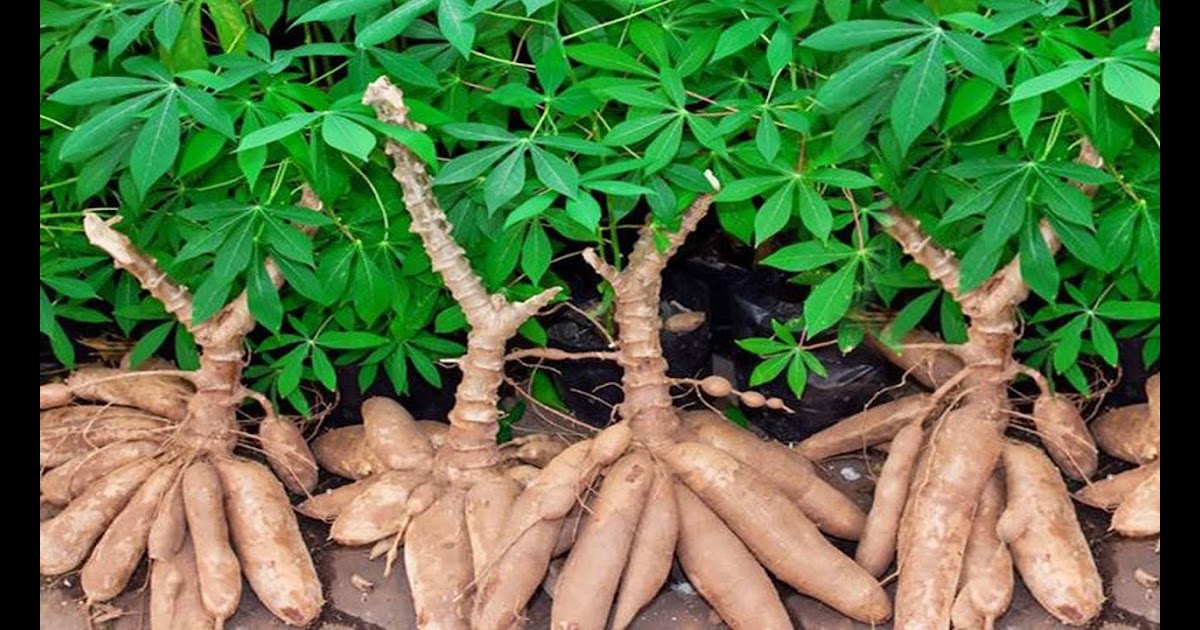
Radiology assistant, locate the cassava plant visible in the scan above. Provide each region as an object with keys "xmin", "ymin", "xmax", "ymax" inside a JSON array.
[
  {"xmin": 470, "ymin": 182, "xmax": 893, "ymax": 628},
  {"xmin": 293, "ymin": 76, "xmax": 575, "ymax": 625},
  {"xmin": 39, "ymin": 194, "xmax": 325, "ymax": 628}
]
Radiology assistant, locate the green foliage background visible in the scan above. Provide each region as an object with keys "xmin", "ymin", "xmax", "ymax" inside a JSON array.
[{"xmin": 40, "ymin": 0, "xmax": 1160, "ymax": 412}]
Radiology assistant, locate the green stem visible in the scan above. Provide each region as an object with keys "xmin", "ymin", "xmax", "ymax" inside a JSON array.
[{"xmin": 561, "ymin": 0, "xmax": 676, "ymax": 42}]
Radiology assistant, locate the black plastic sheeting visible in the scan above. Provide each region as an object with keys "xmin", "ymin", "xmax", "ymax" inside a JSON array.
[{"xmin": 682, "ymin": 254, "xmax": 895, "ymax": 442}]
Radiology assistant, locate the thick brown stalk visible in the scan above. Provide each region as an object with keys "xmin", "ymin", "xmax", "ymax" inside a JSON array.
[
  {"xmin": 82, "ymin": 188, "xmax": 318, "ymax": 453},
  {"xmin": 879, "ymin": 145, "xmax": 1111, "ymax": 626},
  {"xmin": 363, "ymin": 76, "xmax": 559, "ymax": 466},
  {"xmin": 580, "ymin": 187, "xmax": 715, "ymax": 443}
]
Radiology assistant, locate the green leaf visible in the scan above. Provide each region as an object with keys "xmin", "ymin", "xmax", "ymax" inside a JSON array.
[
  {"xmin": 436, "ymin": 144, "xmax": 513, "ymax": 185},
  {"xmin": 714, "ymin": 176, "xmax": 787, "ymax": 202},
  {"xmin": 521, "ymin": 221, "xmax": 552, "ymax": 285},
  {"xmin": 809, "ymin": 168, "xmax": 875, "ymax": 189},
  {"xmin": 957, "ymin": 237, "xmax": 1003, "ymax": 292},
  {"xmin": 797, "ymin": 184, "xmax": 833, "ymax": 242},
  {"xmin": 1046, "ymin": 213, "xmax": 1106, "ymax": 270},
  {"xmin": 60, "ymin": 91, "xmax": 161, "ymax": 162},
  {"xmin": 737, "ymin": 337, "xmax": 792, "ymax": 355},
  {"xmin": 355, "ymin": 0, "xmax": 438, "ymax": 48},
  {"xmin": 353, "ymin": 252, "xmax": 390, "ymax": 324},
  {"xmin": 108, "ymin": 7, "xmax": 161, "ymax": 58},
  {"xmin": 130, "ymin": 92, "xmax": 181, "ymax": 194},
  {"xmin": 943, "ymin": 31, "xmax": 1006, "ymax": 87},
  {"xmin": 212, "ymin": 224, "xmax": 254, "ymax": 282},
  {"xmin": 1101, "ymin": 62, "xmax": 1159, "ymax": 113},
  {"xmin": 586, "ymin": 181, "xmax": 654, "ymax": 196},
  {"xmin": 677, "ymin": 28, "xmax": 719, "ymax": 77},
  {"xmin": 802, "ymin": 20, "xmax": 928, "ymax": 51},
  {"xmin": 767, "ymin": 27, "xmax": 794, "ymax": 74},
  {"xmin": 238, "ymin": 112, "xmax": 320, "ymax": 152},
  {"xmin": 49, "ymin": 77, "xmax": 163, "ymax": 105},
  {"xmin": 487, "ymin": 84, "xmax": 544, "ymax": 108},
  {"xmin": 155, "ymin": 3, "xmax": 184, "ymax": 47},
  {"xmin": 1094, "ymin": 301, "xmax": 1159, "ymax": 320},
  {"xmin": 761, "ymin": 240, "xmax": 855, "ymax": 272},
  {"xmin": 1009, "ymin": 94, "xmax": 1041, "ymax": 145},
  {"xmin": 749, "ymin": 353, "xmax": 792, "ymax": 387},
  {"xmin": 803, "ymin": 261, "xmax": 859, "ymax": 335},
  {"xmin": 529, "ymin": 145, "xmax": 578, "ymax": 198},
  {"xmin": 262, "ymin": 218, "xmax": 315, "ymax": 265},
  {"xmin": 438, "ymin": 0, "xmax": 475, "ymax": 57},
  {"xmin": 174, "ymin": 88, "xmax": 234, "ymax": 139},
  {"xmin": 755, "ymin": 113, "xmax": 781, "ymax": 163},
  {"xmin": 818, "ymin": 36, "xmax": 927, "ymax": 110},
  {"xmin": 566, "ymin": 43, "xmax": 656, "ymax": 77},
  {"xmin": 322, "ymin": 115, "xmax": 376, "ymax": 160},
  {"xmin": 205, "ymin": 0, "xmax": 250, "ymax": 53},
  {"xmin": 981, "ymin": 176, "xmax": 1027, "ymax": 246},
  {"xmin": 173, "ymin": 325, "xmax": 200, "ymax": 370},
  {"xmin": 603, "ymin": 113, "xmax": 675, "ymax": 146},
  {"xmin": 191, "ymin": 273, "xmax": 233, "ymax": 325},
  {"xmin": 884, "ymin": 289, "xmax": 939, "ymax": 344},
  {"xmin": 711, "ymin": 17, "xmax": 772, "ymax": 62},
  {"xmin": 939, "ymin": 294, "xmax": 968, "ymax": 343},
  {"xmin": 294, "ymin": 0, "xmax": 390, "ymax": 24},
  {"xmin": 318, "ymin": 330, "xmax": 390, "ymax": 349},
  {"xmin": 484, "ymin": 146, "xmax": 527, "ymax": 212},
  {"xmin": 41, "ymin": 276, "xmax": 99, "ymax": 299},
  {"xmin": 273, "ymin": 255, "xmax": 325, "ymax": 304},
  {"xmin": 1090, "ymin": 317, "xmax": 1119, "ymax": 367},
  {"xmin": 1019, "ymin": 215, "xmax": 1059, "ymax": 301},
  {"xmin": 535, "ymin": 37, "xmax": 568, "ymax": 95},
  {"xmin": 276, "ymin": 345, "xmax": 308, "ymax": 396},
  {"xmin": 441, "ymin": 123, "xmax": 516, "ymax": 142},
  {"xmin": 661, "ymin": 68, "xmax": 686, "ymax": 107},
  {"xmin": 484, "ymin": 226, "xmax": 524, "ymax": 284},
  {"xmin": 824, "ymin": 0, "xmax": 852, "ymax": 21},
  {"xmin": 792, "ymin": 352, "xmax": 817, "ymax": 396},
  {"xmin": 310, "ymin": 346, "xmax": 337, "ymax": 390},
  {"xmin": 1036, "ymin": 176, "xmax": 1093, "ymax": 228},
  {"xmin": 837, "ymin": 320, "xmax": 865, "ymax": 352},
  {"xmin": 247, "ymin": 256, "xmax": 283, "ymax": 332},
  {"xmin": 629, "ymin": 21, "xmax": 670, "ymax": 69},
  {"xmin": 944, "ymin": 77, "xmax": 996, "ymax": 131},
  {"xmin": 504, "ymin": 193, "xmax": 556, "ymax": 229},
  {"xmin": 1008, "ymin": 60, "xmax": 1099, "ymax": 102},
  {"xmin": 642, "ymin": 116, "xmax": 683, "ymax": 174},
  {"xmin": 1052, "ymin": 315, "xmax": 1087, "ymax": 373},
  {"xmin": 565, "ymin": 194, "xmax": 602, "ymax": 233},
  {"xmin": 371, "ymin": 49, "xmax": 441, "ymax": 88},
  {"xmin": 890, "ymin": 41, "xmax": 946, "ymax": 154},
  {"xmin": 754, "ymin": 182, "xmax": 794, "ymax": 245},
  {"xmin": 126, "ymin": 321, "xmax": 175, "ymax": 370}
]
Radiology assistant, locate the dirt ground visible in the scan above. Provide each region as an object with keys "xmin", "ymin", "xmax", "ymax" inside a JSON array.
[{"xmin": 39, "ymin": 449, "xmax": 1159, "ymax": 630}]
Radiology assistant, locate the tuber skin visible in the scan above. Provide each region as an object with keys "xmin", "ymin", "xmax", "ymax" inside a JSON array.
[
  {"xmin": 950, "ymin": 472, "xmax": 1013, "ymax": 630},
  {"xmin": 855, "ymin": 421, "xmax": 924, "ymax": 577},
  {"xmin": 998, "ymin": 441, "xmax": 1103, "ymax": 626},
  {"xmin": 1031, "ymin": 393, "xmax": 1098, "ymax": 481}
]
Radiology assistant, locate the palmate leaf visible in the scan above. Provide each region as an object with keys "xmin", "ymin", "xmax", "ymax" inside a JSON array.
[
  {"xmin": 130, "ymin": 91, "xmax": 180, "ymax": 195},
  {"xmin": 890, "ymin": 40, "xmax": 946, "ymax": 154},
  {"xmin": 804, "ymin": 261, "xmax": 859, "ymax": 335},
  {"xmin": 817, "ymin": 35, "xmax": 929, "ymax": 110}
]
